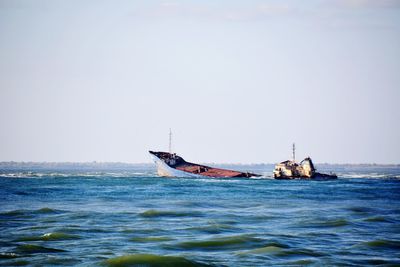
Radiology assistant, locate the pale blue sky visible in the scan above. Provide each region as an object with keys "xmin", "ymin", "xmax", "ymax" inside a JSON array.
[{"xmin": 0, "ymin": 0, "xmax": 399, "ymax": 163}]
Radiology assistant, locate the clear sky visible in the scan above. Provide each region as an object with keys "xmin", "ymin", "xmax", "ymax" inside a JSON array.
[{"xmin": 0, "ymin": 0, "xmax": 399, "ymax": 164}]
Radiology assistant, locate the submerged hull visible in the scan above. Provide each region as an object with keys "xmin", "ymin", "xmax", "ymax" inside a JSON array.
[
  {"xmin": 274, "ymin": 173, "xmax": 337, "ymax": 180},
  {"xmin": 149, "ymin": 151, "xmax": 260, "ymax": 178},
  {"xmin": 149, "ymin": 154, "xmax": 202, "ymax": 178},
  {"xmin": 274, "ymin": 170, "xmax": 337, "ymax": 180}
]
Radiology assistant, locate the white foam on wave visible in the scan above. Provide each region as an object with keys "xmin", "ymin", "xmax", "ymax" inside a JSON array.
[
  {"xmin": 250, "ymin": 176, "xmax": 274, "ymax": 180},
  {"xmin": 0, "ymin": 172, "xmax": 62, "ymax": 178},
  {"xmin": 340, "ymin": 173, "xmax": 400, "ymax": 179},
  {"xmin": 0, "ymin": 171, "xmax": 151, "ymax": 179}
]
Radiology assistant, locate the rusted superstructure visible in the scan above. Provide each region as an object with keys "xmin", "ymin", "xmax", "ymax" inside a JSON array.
[
  {"xmin": 273, "ymin": 144, "xmax": 337, "ymax": 180},
  {"xmin": 149, "ymin": 151, "xmax": 260, "ymax": 178}
]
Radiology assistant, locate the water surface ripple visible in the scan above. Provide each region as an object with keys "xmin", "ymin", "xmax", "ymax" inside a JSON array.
[{"xmin": 0, "ymin": 164, "xmax": 399, "ymax": 266}]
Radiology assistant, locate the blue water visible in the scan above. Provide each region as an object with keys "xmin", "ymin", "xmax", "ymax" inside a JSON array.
[{"xmin": 0, "ymin": 163, "xmax": 399, "ymax": 266}]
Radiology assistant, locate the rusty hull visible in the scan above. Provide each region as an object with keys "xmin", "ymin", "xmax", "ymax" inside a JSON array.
[{"xmin": 149, "ymin": 151, "xmax": 260, "ymax": 178}]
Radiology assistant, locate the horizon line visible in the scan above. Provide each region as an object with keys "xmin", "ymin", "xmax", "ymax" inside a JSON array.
[{"xmin": 0, "ymin": 161, "xmax": 399, "ymax": 166}]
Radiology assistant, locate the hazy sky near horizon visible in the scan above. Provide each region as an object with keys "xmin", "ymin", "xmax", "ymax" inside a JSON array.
[{"xmin": 0, "ymin": 0, "xmax": 399, "ymax": 164}]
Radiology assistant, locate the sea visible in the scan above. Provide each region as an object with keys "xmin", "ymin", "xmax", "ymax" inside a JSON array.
[{"xmin": 0, "ymin": 162, "xmax": 399, "ymax": 266}]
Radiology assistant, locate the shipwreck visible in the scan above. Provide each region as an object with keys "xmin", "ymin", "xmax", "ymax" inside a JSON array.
[
  {"xmin": 273, "ymin": 144, "xmax": 337, "ymax": 180},
  {"xmin": 149, "ymin": 151, "xmax": 260, "ymax": 178}
]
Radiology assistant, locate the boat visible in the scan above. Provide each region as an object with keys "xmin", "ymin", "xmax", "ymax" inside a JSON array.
[
  {"xmin": 273, "ymin": 144, "xmax": 337, "ymax": 180},
  {"xmin": 150, "ymin": 129, "xmax": 260, "ymax": 178},
  {"xmin": 149, "ymin": 151, "xmax": 261, "ymax": 178}
]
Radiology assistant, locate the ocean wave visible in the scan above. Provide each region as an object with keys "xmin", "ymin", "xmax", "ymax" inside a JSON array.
[
  {"xmin": 341, "ymin": 173, "xmax": 400, "ymax": 179},
  {"xmin": 236, "ymin": 244, "xmax": 324, "ymax": 258},
  {"xmin": 42, "ymin": 257, "xmax": 81, "ymax": 266},
  {"xmin": 184, "ymin": 223, "xmax": 237, "ymax": 234},
  {"xmin": 237, "ymin": 245, "xmax": 285, "ymax": 255},
  {"xmin": 173, "ymin": 235, "xmax": 264, "ymax": 250},
  {"xmin": 283, "ymin": 259, "xmax": 316, "ymax": 265},
  {"xmin": 139, "ymin": 209, "xmax": 202, "ymax": 218},
  {"xmin": 15, "ymin": 244, "xmax": 66, "ymax": 254},
  {"xmin": 236, "ymin": 241, "xmax": 290, "ymax": 256},
  {"xmin": 15, "ymin": 232, "xmax": 80, "ymax": 242},
  {"xmin": 347, "ymin": 206, "xmax": 373, "ymax": 214},
  {"xmin": 0, "ymin": 171, "xmax": 151, "ymax": 179},
  {"xmin": 250, "ymin": 176, "xmax": 274, "ymax": 180},
  {"xmin": 358, "ymin": 240, "xmax": 400, "ymax": 249},
  {"xmin": 236, "ymin": 244, "xmax": 325, "ymax": 257},
  {"xmin": 102, "ymin": 254, "xmax": 211, "ymax": 267},
  {"xmin": 299, "ymin": 218, "xmax": 350, "ymax": 228},
  {"xmin": 0, "ymin": 208, "xmax": 64, "ymax": 217},
  {"xmin": 0, "ymin": 172, "xmax": 70, "ymax": 178},
  {"xmin": 36, "ymin": 207, "xmax": 63, "ymax": 214},
  {"xmin": 0, "ymin": 253, "xmax": 18, "ymax": 259},
  {"xmin": 183, "ymin": 175, "xmax": 273, "ymax": 182},
  {"xmin": 363, "ymin": 216, "xmax": 393, "ymax": 223},
  {"xmin": 129, "ymin": 236, "xmax": 174, "ymax": 242},
  {"xmin": 277, "ymin": 248, "xmax": 325, "ymax": 257}
]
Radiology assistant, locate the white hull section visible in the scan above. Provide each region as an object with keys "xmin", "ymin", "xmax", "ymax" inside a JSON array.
[{"xmin": 150, "ymin": 154, "xmax": 201, "ymax": 178}]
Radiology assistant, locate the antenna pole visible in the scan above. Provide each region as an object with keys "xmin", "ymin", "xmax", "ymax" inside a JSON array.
[
  {"xmin": 169, "ymin": 128, "xmax": 172, "ymax": 153},
  {"xmin": 292, "ymin": 143, "xmax": 296, "ymax": 162}
]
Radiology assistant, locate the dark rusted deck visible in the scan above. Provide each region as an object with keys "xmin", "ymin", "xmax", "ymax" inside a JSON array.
[{"xmin": 149, "ymin": 151, "xmax": 260, "ymax": 178}]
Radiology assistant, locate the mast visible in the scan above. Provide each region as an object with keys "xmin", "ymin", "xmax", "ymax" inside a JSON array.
[
  {"xmin": 292, "ymin": 143, "xmax": 296, "ymax": 162},
  {"xmin": 169, "ymin": 128, "xmax": 172, "ymax": 153}
]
